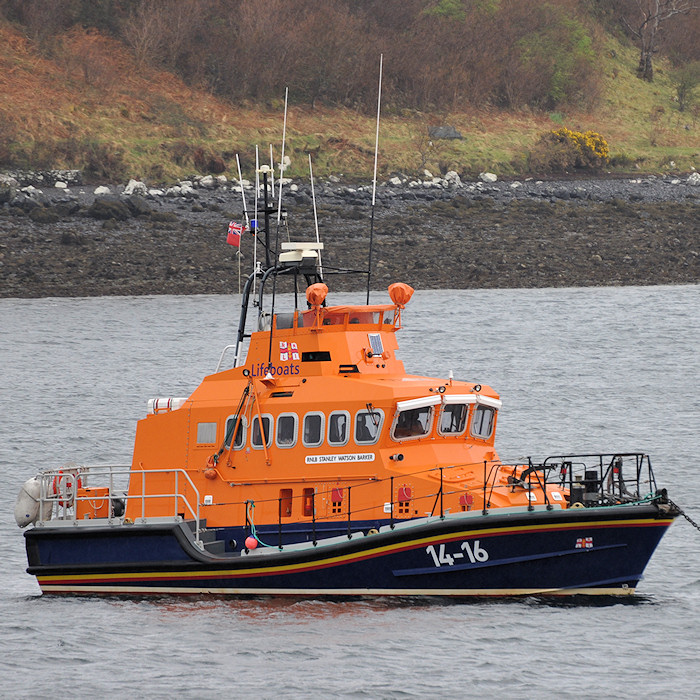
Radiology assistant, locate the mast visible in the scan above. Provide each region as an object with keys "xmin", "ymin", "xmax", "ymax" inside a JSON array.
[
  {"xmin": 309, "ymin": 153, "xmax": 323, "ymax": 279},
  {"xmin": 366, "ymin": 54, "xmax": 383, "ymax": 304},
  {"xmin": 267, "ymin": 88, "xmax": 289, "ymax": 366}
]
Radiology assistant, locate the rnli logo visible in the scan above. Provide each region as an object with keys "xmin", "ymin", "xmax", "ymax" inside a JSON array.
[
  {"xmin": 575, "ymin": 537, "xmax": 593, "ymax": 549},
  {"xmin": 248, "ymin": 341, "xmax": 301, "ymax": 376},
  {"xmin": 279, "ymin": 341, "xmax": 300, "ymax": 362}
]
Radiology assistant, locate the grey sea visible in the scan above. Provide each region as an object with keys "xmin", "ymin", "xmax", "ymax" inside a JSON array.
[{"xmin": 1, "ymin": 285, "xmax": 698, "ymax": 699}]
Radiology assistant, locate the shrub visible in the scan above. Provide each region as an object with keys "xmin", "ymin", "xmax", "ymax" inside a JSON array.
[
  {"xmin": 671, "ymin": 61, "xmax": 700, "ymax": 112},
  {"xmin": 528, "ymin": 127, "xmax": 610, "ymax": 173}
]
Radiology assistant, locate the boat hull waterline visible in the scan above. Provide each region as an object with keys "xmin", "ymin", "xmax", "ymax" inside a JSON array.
[{"xmin": 26, "ymin": 504, "xmax": 675, "ymax": 596}]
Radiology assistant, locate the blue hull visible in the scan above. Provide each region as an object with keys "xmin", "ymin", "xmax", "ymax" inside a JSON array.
[{"xmin": 25, "ymin": 504, "xmax": 677, "ymax": 596}]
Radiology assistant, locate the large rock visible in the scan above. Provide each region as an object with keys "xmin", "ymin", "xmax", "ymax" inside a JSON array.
[
  {"xmin": 124, "ymin": 179, "xmax": 148, "ymax": 196},
  {"xmin": 688, "ymin": 172, "xmax": 700, "ymax": 186},
  {"xmin": 28, "ymin": 207, "xmax": 60, "ymax": 224},
  {"xmin": 0, "ymin": 181, "xmax": 17, "ymax": 204},
  {"xmin": 123, "ymin": 194, "xmax": 152, "ymax": 217},
  {"xmin": 428, "ymin": 125, "xmax": 463, "ymax": 140},
  {"xmin": 88, "ymin": 197, "xmax": 131, "ymax": 221},
  {"xmin": 444, "ymin": 170, "xmax": 462, "ymax": 187},
  {"xmin": 198, "ymin": 175, "xmax": 216, "ymax": 189}
]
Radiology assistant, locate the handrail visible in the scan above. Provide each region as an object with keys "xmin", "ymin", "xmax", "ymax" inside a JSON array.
[
  {"xmin": 33, "ymin": 453, "xmax": 659, "ymax": 553},
  {"xmin": 35, "ymin": 465, "xmax": 203, "ymax": 547}
]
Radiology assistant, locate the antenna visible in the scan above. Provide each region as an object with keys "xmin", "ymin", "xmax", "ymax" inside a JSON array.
[
  {"xmin": 268, "ymin": 87, "xmax": 289, "ymax": 366},
  {"xmin": 235, "ymin": 154, "xmax": 250, "ymax": 228},
  {"xmin": 276, "ymin": 88, "xmax": 289, "ymax": 225},
  {"xmin": 269, "ymin": 144, "xmax": 275, "ymax": 199},
  {"xmin": 366, "ymin": 53, "xmax": 383, "ymax": 305},
  {"xmin": 309, "ymin": 153, "xmax": 323, "ymax": 279},
  {"xmin": 235, "ymin": 154, "xmax": 250, "ymax": 296}
]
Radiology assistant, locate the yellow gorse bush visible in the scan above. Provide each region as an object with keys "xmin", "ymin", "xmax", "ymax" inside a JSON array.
[
  {"xmin": 528, "ymin": 127, "xmax": 610, "ymax": 173},
  {"xmin": 550, "ymin": 128, "xmax": 610, "ymax": 167}
]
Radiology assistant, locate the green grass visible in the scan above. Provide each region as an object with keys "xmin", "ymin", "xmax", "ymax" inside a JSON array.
[{"xmin": 1, "ymin": 24, "xmax": 698, "ymax": 183}]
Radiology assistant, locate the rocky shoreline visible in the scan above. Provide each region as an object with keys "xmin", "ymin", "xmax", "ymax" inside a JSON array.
[{"xmin": 1, "ymin": 170, "xmax": 698, "ymax": 298}]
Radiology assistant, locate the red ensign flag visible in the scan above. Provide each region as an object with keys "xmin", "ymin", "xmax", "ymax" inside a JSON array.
[{"xmin": 227, "ymin": 221, "xmax": 245, "ymax": 247}]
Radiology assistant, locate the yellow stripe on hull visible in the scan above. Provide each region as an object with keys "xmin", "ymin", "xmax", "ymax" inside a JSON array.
[{"xmin": 36, "ymin": 515, "xmax": 673, "ymax": 586}]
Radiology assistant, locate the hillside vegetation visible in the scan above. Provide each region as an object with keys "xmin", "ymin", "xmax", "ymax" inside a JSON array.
[{"xmin": 0, "ymin": 1, "xmax": 699, "ymax": 183}]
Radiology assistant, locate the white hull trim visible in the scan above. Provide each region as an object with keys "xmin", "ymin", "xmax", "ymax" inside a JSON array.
[{"xmin": 39, "ymin": 585, "xmax": 637, "ymax": 596}]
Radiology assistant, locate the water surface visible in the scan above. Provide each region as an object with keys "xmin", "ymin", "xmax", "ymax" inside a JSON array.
[{"xmin": 1, "ymin": 285, "xmax": 698, "ymax": 698}]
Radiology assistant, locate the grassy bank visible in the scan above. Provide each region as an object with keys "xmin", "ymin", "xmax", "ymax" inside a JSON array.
[{"xmin": 0, "ymin": 23, "xmax": 698, "ymax": 184}]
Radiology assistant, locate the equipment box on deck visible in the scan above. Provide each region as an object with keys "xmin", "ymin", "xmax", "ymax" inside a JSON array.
[{"xmin": 75, "ymin": 487, "xmax": 111, "ymax": 519}]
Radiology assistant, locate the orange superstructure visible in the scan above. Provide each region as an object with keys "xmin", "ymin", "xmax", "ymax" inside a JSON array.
[{"xmin": 124, "ymin": 273, "xmax": 563, "ymax": 540}]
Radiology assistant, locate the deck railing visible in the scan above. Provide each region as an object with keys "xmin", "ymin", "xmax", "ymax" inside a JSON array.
[
  {"xmin": 237, "ymin": 452, "xmax": 660, "ymax": 549},
  {"xmin": 34, "ymin": 453, "xmax": 658, "ymax": 551},
  {"xmin": 35, "ymin": 465, "xmax": 203, "ymax": 546}
]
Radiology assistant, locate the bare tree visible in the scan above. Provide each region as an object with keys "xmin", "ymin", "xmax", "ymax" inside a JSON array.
[{"xmin": 623, "ymin": 1, "xmax": 699, "ymax": 81}]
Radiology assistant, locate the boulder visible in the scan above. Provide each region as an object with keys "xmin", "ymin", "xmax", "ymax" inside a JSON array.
[
  {"xmin": 0, "ymin": 181, "xmax": 17, "ymax": 204},
  {"xmin": 444, "ymin": 171, "xmax": 462, "ymax": 187},
  {"xmin": 198, "ymin": 175, "xmax": 216, "ymax": 189},
  {"xmin": 687, "ymin": 172, "xmax": 700, "ymax": 186},
  {"xmin": 88, "ymin": 197, "xmax": 131, "ymax": 221},
  {"xmin": 428, "ymin": 125, "xmax": 463, "ymax": 140},
  {"xmin": 29, "ymin": 207, "xmax": 60, "ymax": 224},
  {"xmin": 479, "ymin": 172, "xmax": 498, "ymax": 183},
  {"xmin": 123, "ymin": 194, "xmax": 152, "ymax": 217},
  {"xmin": 0, "ymin": 174, "xmax": 19, "ymax": 187},
  {"xmin": 12, "ymin": 193, "xmax": 40, "ymax": 212},
  {"xmin": 124, "ymin": 179, "xmax": 148, "ymax": 196}
]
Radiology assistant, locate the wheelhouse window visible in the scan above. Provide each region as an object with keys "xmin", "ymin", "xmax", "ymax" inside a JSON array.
[
  {"xmin": 302, "ymin": 412, "xmax": 324, "ymax": 448},
  {"xmin": 224, "ymin": 415, "xmax": 246, "ymax": 449},
  {"xmin": 392, "ymin": 406, "xmax": 433, "ymax": 440},
  {"xmin": 354, "ymin": 409, "xmax": 384, "ymax": 445},
  {"xmin": 251, "ymin": 413, "xmax": 272, "ymax": 448},
  {"xmin": 471, "ymin": 406, "xmax": 495, "ymax": 439},
  {"xmin": 439, "ymin": 404, "xmax": 468, "ymax": 436},
  {"xmin": 328, "ymin": 411, "xmax": 350, "ymax": 446},
  {"xmin": 276, "ymin": 413, "xmax": 298, "ymax": 448}
]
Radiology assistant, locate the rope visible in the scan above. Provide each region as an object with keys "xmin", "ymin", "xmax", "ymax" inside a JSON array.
[
  {"xmin": 247, "ymin": 500, "xmax": 273, "ymax": 547},
  {"xmin": 668, "ymin": 498, "xmax": 700, "ymax": 533}
]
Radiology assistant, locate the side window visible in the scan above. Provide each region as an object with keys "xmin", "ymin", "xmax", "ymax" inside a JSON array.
[
  {"xmin": 276, "ymin": 413, "xmax": 298, "ymax": 448},
  {"xmin": 302, "ymin": 412, "xmax": 324, "ymax": 448},
  {"xmin": 392, "ymin": 407, "xmax": 432, "ymax": 440},
  {"xmin": 251, "ymin": 413, "xmax": 272, "ymax": 448},
  {"xmin": 224, "ymin": 415, "xmax": 246, "ymax": 449},
  {"xmin": 354, "ymin": 409, "xmax": 384, "ymax": 445},
  {"xmin": 471, "ymin": 406, "xmax": 495, "ymax": 439},
  {"xmin": 328, "ymin": 411, "xmax": 350, "ymax": 446},
  {"xmin": 439, "ymin": 404, "xmax": 468, "ymax": 435}
]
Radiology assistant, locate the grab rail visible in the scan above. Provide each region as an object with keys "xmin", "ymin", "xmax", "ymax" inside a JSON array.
[
  {"xmin": 35, "ymin": 465, "xmax": 203, "ymax": 547},
  {"xmin": 33, "ymin": 453, "xmax": 659, "ymax": 552}
]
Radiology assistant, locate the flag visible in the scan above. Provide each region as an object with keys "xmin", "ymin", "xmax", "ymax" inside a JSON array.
[{"xmin": 227, "ymin": 221, "xmax": 245, "ymax": 247}]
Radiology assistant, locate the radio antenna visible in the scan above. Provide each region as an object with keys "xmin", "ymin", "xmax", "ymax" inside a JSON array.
[
  {"xmin": 235, "ymin": 154, "xmax": 249, "ymax": 296},
  {"xmin": 309, "ymin": 153, "xmax": 323, "ymax": 279},
  {"xmin": 366, "ymin": 53, "xmax": 383, "ymax": 304},
  {"xmin": 268, "ymin": 87, "xmax": 289, "ymax": 367}
]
